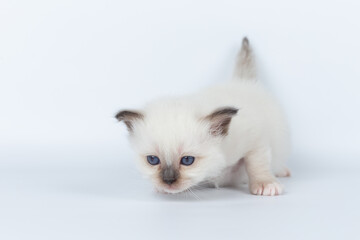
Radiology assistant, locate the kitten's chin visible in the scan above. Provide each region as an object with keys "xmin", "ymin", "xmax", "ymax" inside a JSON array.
[
  {"xmin": 163, "ymin": 188, "xmax": 185, "ymax": 194},
  {"xmin": 157, "ymin": 185, "xmax": 189, "ymax": 194}
]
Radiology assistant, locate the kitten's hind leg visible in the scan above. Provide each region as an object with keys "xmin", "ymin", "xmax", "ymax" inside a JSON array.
[{"xmin": 245, "ymin": 147, "xmax": 283, "ymax": 196}]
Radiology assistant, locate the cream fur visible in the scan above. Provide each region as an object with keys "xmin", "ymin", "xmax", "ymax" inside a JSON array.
[{"xmin": 117, "ymin": 38, "xmax": 290, "ymax": 196}]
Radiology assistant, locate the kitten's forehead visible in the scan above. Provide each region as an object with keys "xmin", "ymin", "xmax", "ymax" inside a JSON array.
[
  {"xmin": 134, "ymin": 101, "xmax": 208, "ymax": 159},
  {"xmin": 144, "ymin": 103, "xmax": 203, "ymax": 138}
]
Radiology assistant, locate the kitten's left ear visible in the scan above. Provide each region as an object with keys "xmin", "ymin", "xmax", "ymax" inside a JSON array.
[
  {"xmin": 204, "ymin": 107, "xmax": 239, "ymax": 136},
  {"xmin": 115, "ymin": 110, "xmax": 144, "ymax": 132}
]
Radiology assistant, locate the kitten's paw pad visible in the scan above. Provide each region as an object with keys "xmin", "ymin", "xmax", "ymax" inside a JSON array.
[
  {"xmin": 275, "ymin": 168, "xmax": 291, "ymax": 178},
  {"xmin": 250, "ymin": 181, "xmax": 283, "ymax": 196}
]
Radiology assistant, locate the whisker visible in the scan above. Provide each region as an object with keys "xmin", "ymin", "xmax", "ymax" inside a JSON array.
[{"xmin": 188, "ymin": 188, "xmax": 201, "ymax": 200}]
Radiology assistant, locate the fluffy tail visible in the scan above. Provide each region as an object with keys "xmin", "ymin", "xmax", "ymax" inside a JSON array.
[{"xmin": 233, "ymin": 37, "xmax": 256, "ymax": 80}]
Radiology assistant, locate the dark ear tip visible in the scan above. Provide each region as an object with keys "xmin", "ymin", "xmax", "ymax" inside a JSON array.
[
  {"xmin": 227, "ymin": 107, "xmax": 239, "ymax": 115},
  {"xmin": 115, "ymin": 111, "xmax": 125, "ymax": 121},
  {"xmin": 114, "ymin": 110, "xmax": 144, "ymax": 122},
  {"xmin": 209, "ymin": 107, "xmax": 239, "ymax": 118}
]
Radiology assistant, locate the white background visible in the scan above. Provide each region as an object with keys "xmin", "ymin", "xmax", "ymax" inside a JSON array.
[{"xmin": 1, "ymin": 0, "xmax": 360, "ymax": 239}]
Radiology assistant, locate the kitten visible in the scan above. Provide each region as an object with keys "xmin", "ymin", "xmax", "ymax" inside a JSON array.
[{"xmin": 115, "ymin": 38, "xmax": 290, "ymax": 196}]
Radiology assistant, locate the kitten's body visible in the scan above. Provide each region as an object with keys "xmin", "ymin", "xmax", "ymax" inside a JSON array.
[
  {"xmin": 116, "ymin": 38, "xmax": 290, "ymax": 196},
  {"xmin": 204, "ymin": 81, "xmax": 290, "ymax": 186}
]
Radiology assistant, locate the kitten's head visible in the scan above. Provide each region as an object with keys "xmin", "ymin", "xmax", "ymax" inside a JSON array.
[{"xmin": 116, "ymin": 100, "xmax": 238, "ymax": 193}]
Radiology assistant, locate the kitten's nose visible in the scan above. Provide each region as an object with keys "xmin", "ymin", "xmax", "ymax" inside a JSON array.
[
  {"xmin": 163, "ymin": 177, "xmax": 176, "ymax": 185},
  {"xmin": 162, "ymin": 167, "xmax": 178, "ymax": 185}
]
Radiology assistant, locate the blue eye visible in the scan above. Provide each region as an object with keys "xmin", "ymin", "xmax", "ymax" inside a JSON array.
[
  {"xmin": 147, "ymin": 155, "xmax": 160, "ymax": 165},
  {"xmin": 180, "ymin": 156, "xmax": 195, "ymax": 166}
]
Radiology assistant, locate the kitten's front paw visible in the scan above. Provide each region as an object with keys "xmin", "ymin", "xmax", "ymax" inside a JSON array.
[{"xmin": 250, "ymin": 180, "xmax": 283, "ymax": 196}]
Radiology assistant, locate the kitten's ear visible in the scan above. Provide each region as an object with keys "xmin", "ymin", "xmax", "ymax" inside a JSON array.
[
  {"xmin": 115, "ymin": 110, "xmax": 144, "ymax": 132},
  {"xmin": 204, "ymin": 107, "xmax": 238, "ymax": 136}
]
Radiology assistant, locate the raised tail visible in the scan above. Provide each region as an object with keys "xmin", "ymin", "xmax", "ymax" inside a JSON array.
[{"xmin": 233, "ymin": 37, "xmax": 256, "ymax": 80}]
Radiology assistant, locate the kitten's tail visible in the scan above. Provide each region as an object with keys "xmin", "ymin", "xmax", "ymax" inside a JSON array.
[{"xmin": 232, "ymin": 37, "xmax": 256, "ymax": 81}]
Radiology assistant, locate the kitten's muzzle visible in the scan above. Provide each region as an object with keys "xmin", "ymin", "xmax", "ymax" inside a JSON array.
[{"xmin": 162, "ymin": 167, "xmax": 179, "ymax": 185}]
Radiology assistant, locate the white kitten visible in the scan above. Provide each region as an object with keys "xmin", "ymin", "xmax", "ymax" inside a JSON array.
[{"xmin": 116, "ymin": 38, "xmax": 290, "ymax": 196}]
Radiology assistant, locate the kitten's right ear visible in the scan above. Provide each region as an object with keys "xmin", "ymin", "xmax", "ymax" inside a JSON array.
[
  {"xmin": 115, "ymin": 110, "xmax": 144, "ymax": 132},
  {"xmin": 204, "ymin": 107, "xmax": 239, "ymax": 136}
]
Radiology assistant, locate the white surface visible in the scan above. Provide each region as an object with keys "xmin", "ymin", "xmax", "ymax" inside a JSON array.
[
  {"xmin": 1, "ymin": 155, "xmax": 360, "ymax": 240},
  {"xmin": 1, "ymin": 0, "xmax": 360, "ymax": 239}
]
